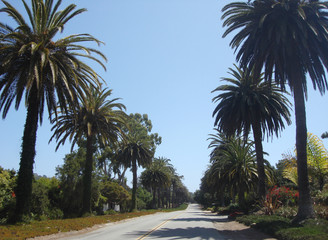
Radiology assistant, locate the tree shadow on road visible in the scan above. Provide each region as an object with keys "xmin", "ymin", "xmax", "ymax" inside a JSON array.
[
  {"xmin": 126, "ymin": 226, "xmax": 222, "ymax": 240},
  {"xmin": 215, "ymin": 227, "xmax": 276, "ymax": 240},
  {"xmin": 171, "ymin": 217, "xmax": 218, "ymax": 223}
]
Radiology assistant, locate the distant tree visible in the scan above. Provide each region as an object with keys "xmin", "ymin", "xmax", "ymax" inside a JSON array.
[
  {"xmin": 0, "ymin": 0, "xmax": 106, "ymax": 221},
  {"xmin": 321, "ymin": 132, "xmax": 328, "ymax": 139},
  {"xmin": 140, "ymin": 158, "xmax": 171, "ymax": 208},
  {"xmin": 122, "ymin": 113, "xmax": 162, "ymax": 154},
  {"xmin": 136, "ymin": 187, "xmax": 152, "ymax": 210},
  {"xmin": 116, "ymin": 113, "xmax": 161, "ymax": 211},
  {"xmin": 56, "ymin": 147, "xmax": 85, "ymax": 217},
  {"xmin": 209, "ymin": 136, "xmax": 258, "ymax": 207},
  {"xmin": 117, "ymin": 138, "xmax": 153, "ymax": 212},
  {"xmin": 100, "ymin": 181, "xmax": 130, "ymax": 211}
]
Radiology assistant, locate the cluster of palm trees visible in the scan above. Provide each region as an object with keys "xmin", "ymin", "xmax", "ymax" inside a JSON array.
[
  {"xmin": 209, "ymin": 0, "xmax": 328, "ymax": 222},
  {"xmin": 0, "ymin": 0, "xmax": 170, "ymax": 222},
  {"xmin": 140, "ymin": 157, "xmax": 189, "ymax": 209},
  {"xmin": 204, "ymin": 131, "xmax": 275, "ymax": 208},
  {"xmin": 212, "ymin": 65, "xmax": 291, "ymax": 200}
]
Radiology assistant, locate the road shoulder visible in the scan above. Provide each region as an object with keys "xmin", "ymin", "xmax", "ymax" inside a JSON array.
[{"xmin": 213, "ymin": 214, "xmax": 277, "ymax": 240}]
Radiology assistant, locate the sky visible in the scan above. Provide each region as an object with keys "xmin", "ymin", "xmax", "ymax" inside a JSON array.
[{"xmin": 1, "ymin": 0, "xmax": 328, "ymax": 193}]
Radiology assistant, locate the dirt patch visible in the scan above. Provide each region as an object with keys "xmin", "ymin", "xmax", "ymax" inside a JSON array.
[{"xmin": 214, "ymin": 215, "xmax": 277, "ymax": 240}]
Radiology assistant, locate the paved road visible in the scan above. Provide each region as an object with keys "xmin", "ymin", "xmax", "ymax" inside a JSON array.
[{"xmin": 60, "ymin": 204, "xmax": 225, "ymax": 240}]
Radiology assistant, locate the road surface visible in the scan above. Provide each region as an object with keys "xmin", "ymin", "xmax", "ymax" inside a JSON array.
[{"xmin": 60, "ymin": 204, "xmax": 225, "ymax": 240}]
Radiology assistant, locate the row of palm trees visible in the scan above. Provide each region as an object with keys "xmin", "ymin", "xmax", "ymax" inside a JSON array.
[
  {"xmin": 0, "ymin": 0, "xmax": 162, "ymax": 222},
  {"xmin": 205, "ymin": 132, "xmax": 274, "ymax": 208},
  {"xmin": 140, "ymin": 157, "xmax": 189, "ymax": 209},
  {"xmin": 212, "ymin": 0, "xmax": 328, "ymax": 222}
]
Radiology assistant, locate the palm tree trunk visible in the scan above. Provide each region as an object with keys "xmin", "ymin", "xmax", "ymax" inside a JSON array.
[
  {"xmin": 119, "ymin": 166, "xmax": 128, "ymax": 186},
  {"xmin": 152, "ymin": 187, "xmax": 157, "ymax": 209},
  {"xmin": 82, "ymin": 135, "xmax": 94, "ymax": 215},
  {"xmin": 157, "ymin": 188, "xmax": 161, "ymax": 208},
  {"xmin": 293, "ymin": 80, "xmax": 314, "ymax": 222},
  {"xmin": 13, "ymin": 91, "xmax": 39, "ymax": 222},
  {"xmin": 172, "ymin": 184, "xmax": 175, "ymax": 208},
  {"xmin": 131, "ymin": 157, "xmax": 137, "ymax": 212},
  {"xmin": 219, "ymin": 185, "xmax": 225, "ymax": 207},
  {"xmin": 168, "ymin": 188, "xmax": 171, "ymax": 208},
  {"xmin": 252, "ymin": 120, "xmax": 266, "ymax": 200}
]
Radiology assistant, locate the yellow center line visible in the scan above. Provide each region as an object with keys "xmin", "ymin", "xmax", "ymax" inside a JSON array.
[{"xmin": 136, "ymin": 212, "xmax": 184, "ymax": 240}]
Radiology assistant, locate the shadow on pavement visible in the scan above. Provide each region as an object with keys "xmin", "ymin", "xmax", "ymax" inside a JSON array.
[
  {"xmin": 216, "ymin": 228, "xmax": 275, "ymax": 240},
  {"xmin": 126, "ymin": 226, "xmax": 221, "ymax": 240},
  {"xmin": 171, "ymin": 217, "xmax": 218, "ymax": 223}
]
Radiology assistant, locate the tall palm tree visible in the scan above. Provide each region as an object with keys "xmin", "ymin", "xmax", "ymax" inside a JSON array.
[
  {"xmin": 212, "ymin": 65, "xmax": 291, "ymax": 199},
  {"xmin": 222, "ymin": 0, "xmax": 328, "ymax": 221},
  {"xmin": 0, "ymin": 0, "xmax": 106, "ymax": 221},
  {"xmin": 117, "ymin": 137, "xmax": 153, "ymax": 212},
  {"xmin": 50, "ymin": 87, "xmax": 126, "ymax": 215}
]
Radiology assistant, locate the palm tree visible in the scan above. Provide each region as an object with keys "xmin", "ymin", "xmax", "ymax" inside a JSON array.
[
  {"xmin": 221, "ymin": 0, "xmax": 328, "ymax": 222},
  {"xmin": 212, "ymin": 65, "xmax": 291, "ymax": 199},
  {"xmin": 209, "ymin": 135, "xmax": 258, "ymax": 208},
  {"xmin": 117, "ymin": 137, "xmax": 153, "ymax": 212},
  {"xmin": 50, "ymin": 87, "xmax": 126, "ymax": 215},
  {"xmin": 0, "ymin": 0, "xmax": 106, "ymax": 221},
  {"xmin": 208, "ymin": 129, "xmax": 231, "ymax": 163},
  {"xmin": 140, "ymin": 158, "xmax": 171, "ymax": 209}
]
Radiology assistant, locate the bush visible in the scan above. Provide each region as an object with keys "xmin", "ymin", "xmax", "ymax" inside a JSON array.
[
  {"xmin": 237, "ymin": 215, "xmax": 292, "ymax": 236},
  {"xmin": 276, "ymin": 219, "xmax": 328, "ymax": 240},
  {"xmin": 104, "ymin": 209, "xmax": 117, "ymax": 215},
  {"xmin": 275, "ymin": 206, "xmax": 298, "ymax": 219},
  {"xmin": 313, "ymin": 189, "xmax": 328, "ymax": 206},
  {"xmin": 314, "ymin": 205, "xmax": 328, "ymax": 220},
  {"xmin": 0, "ymin": 167, "xmax": 16, "ymax": 224},
  {"xmin": 262, "ymin": 186, "xmax": 299, "ymax": 215},
  {"xmin": 237, "ymin": 215, "xmax": 328, "ymax": 240}
]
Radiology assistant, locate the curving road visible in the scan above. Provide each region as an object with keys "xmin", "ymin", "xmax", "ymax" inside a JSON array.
[{"xmin": 60, "ymin": 204, "xmax": 225, "ymax": 240}]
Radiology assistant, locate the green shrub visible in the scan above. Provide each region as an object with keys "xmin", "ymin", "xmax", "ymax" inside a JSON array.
[
  {"xmin": 237, "ymin": 215, "xmax": 292, "ymax": 236},
  {"xmin": 206, "ymin": 207, "xmax": 214, "ymax": 212},
  {"xmin": 314, "ymin": 189, "xmax": 328, "ymax": 206},
  {"xmin": 104, "ymin": 209, "xmax": 117, "ymax": 215},
  {"xmin": 275, "ymin": 206, "xmax": 298, "ymax": 219},
  {"xmin": 314, "ymin": 205, "xmax": 328, "ymax": 220},
  {"xmin": 276, "ymin": 219, "xmax": 328, "ymax": 240},
  {"xmin": 237, "ymin": 215, "xmax": 328, "ymax": 240}
]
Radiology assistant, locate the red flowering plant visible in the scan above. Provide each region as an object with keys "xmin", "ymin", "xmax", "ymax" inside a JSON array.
[{"xmin": 262, "ymin": 186, "xmax": 299, "ymax": 215}]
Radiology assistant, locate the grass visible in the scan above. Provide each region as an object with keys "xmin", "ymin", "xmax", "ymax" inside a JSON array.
[
  {"xmin": 0, "ymin": 204, "xmax": 188, "ymax": 240},
  {"xmin": 236, "ymin": 215, "xmax": 328, "ymax": 240}
]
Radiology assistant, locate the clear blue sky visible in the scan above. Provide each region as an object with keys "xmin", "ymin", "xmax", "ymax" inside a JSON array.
[{"xmin": 0, "ymin": 0, "xmax": 327, "ymax": 193}]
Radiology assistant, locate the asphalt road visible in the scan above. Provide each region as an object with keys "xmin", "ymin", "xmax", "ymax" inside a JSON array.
[{"xmin": 60, "ymin": 204, "xmax": 225, "ymax": 240}]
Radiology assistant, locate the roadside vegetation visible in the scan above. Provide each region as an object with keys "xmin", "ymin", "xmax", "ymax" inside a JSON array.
[
  {"xmin": 0, "ymin": 204, "xmax": 188, "ymax": 240},
  {"xmin": 237, "ymin": 215, "xmax": 328, "ymax": 240}
]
